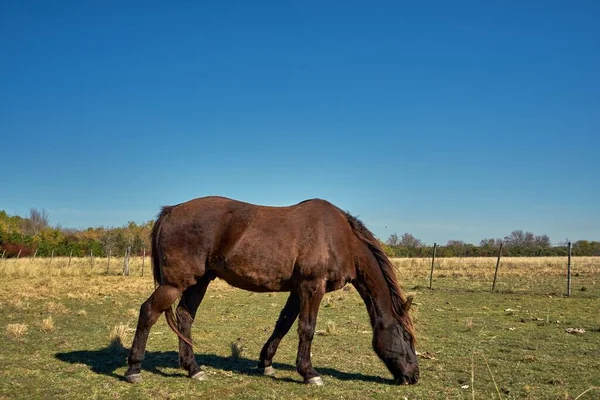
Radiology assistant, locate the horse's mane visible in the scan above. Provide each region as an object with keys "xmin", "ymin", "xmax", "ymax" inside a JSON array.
[{"xmin": 342, "ymin": 210, "xmax": 415, "ymax": 344}]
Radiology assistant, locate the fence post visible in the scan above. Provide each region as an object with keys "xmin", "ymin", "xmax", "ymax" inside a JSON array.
[
  {"xmin": 49, "ymin": 249, "xmax": 55, "ymax": 266},
  {"xmin": 68, "ymin": 250, "xmax": 72, "ymax": 268},
  {"xmin": 32, "ymin": 249, "xmax": 38, "ymax": 259},
  {"xmin": 16, "ymin": 249, "xmax": 22, "ymax": 259},
  {"xmin": 141, "ymin": 247, "xmax": 145, "ymax": 276},
  {"xmin": 567, "ymin": 242, "xmax": 572, "ymax": 297},
  {"xmin": 90, "ymin": 249, "xmax": 94, "ymax": 269},
  {"xmin": 491, "ymin": 243, "xmax": 503, "ymax": 292},
  {"xmin": 106, "ymin": 249, "xmax": 111, "ymax": 274},
  {"xmin": 1, "ymin": 250, "xmax": 5, "ymax": 260},
  {"xmin": 123, "ymin": 247, "xmax": 130, "ymax": 276},
  {"xmin": 429, "ymin": 243, "xmax": 437, "ymax": 289}
]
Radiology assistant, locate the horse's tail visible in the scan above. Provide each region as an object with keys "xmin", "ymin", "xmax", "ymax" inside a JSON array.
[{"xmin": 151, "ymin": 205, "xmax": 193, "ymax": 348}]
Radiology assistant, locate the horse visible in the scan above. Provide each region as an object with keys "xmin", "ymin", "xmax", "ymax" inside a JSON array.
[{"xmin": 125, "ymin": 196, "xmax": 419, "ymax": 385}]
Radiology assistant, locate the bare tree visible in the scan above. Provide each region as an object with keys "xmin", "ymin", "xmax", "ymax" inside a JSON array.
[
  {"xmin": 504, "ymin": 230, "xmax": 535, "ymax": 247},
  {"xmin": 535, "ymin": 234, "xmax": 551, "ymax": 248},
  {"xmin": 100, "ymin": 230, "xmax": 118, "ymax": 257},
  {"xmin": 480, "ymin": 238, "xmax": 503, "ymax": 248},
  {"xmin": 23, "ymin": 208, "xmax": 49, "ymax": 236},
  {"xmin": 400, "ymin": 233, "xmax": 422, "ymax": 248},
  {"xmin": 386, "ymin": 233, "xmax": 399, "ymax": 247}
]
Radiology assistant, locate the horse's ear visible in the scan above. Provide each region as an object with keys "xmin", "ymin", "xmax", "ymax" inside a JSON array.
[{"xmin": 403, "ymin": 296, "xmax": 413, "ymax": 312}]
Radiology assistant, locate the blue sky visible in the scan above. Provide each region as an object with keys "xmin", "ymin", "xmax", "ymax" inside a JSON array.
[{"xmin": 1, "ymin": 1, "xmax": 598, "ymax": 244}]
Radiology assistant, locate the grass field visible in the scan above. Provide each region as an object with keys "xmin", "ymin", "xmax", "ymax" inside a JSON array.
[{"xmin": 1, "ymin": 257, "xmax": 599, "ymax": 399}]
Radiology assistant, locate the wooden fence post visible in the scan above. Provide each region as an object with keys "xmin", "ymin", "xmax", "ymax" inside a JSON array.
[
  {"xmin": 429, "ymin": 243, "xmax": 437, "ymax": 289},
  {"xmin": 90, "ymin": 249, "xmax": 94, "ymax": 269},
  {"xmin": 123, "ymin": 247, "xmax": 130, "ymax": 276},
  {"xmin": 567, "ymin": 242, "xmax": 572, "ymax": 297},
  {"xmin": 106, "ymin": 249, "xmax": 111, "ymax": 274},
  {"xmin": 49, "ymin": 249, "xmax": 55, "ymax": 266},
  {"xmin": 16, "ymin": 249, "xmax": 22, "ymax": 260},
  {"xmin": 141, "ymin": 247, "xmax": 145, "ymax": 276},
  {"xmin": 491, "ymin": 243, "xmax": 503, "ymax": 292}
]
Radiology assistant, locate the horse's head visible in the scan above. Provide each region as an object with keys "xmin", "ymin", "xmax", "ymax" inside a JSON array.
[{"xmin": 372, "ymin": 320, "xmax": 419, "ymax": 384}]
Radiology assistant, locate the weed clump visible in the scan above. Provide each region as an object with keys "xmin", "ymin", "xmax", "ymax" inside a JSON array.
[
  {"xmin": 230, "ymin": 338, "xmax": 245, "ymax": 360},
  {"xmin": 41, "ymin": 317, "xmax": 55, "ymax": 332},
  {"xmin": 6, "ymin": 323, "xmax": 28, "ymax": 340},
  {"xmin": 109, "ymin": 324, "xmax": 129, "ymax": 353}
]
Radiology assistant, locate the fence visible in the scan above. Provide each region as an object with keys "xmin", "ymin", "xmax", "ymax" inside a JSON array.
[
  {"xmin": 0, "ymin": 252, "xmax": 149, "ymax": 278},
  {"xmin": 392, "ymin": 247, "xmax": 599, "ymax": 297},
  {"xmin": 2, "ymin": 247, "xmax": 599, "ymax": 297}
]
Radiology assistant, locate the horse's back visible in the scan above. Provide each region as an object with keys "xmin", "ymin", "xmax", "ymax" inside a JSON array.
[{"xmin": 159, "ymin": 196, "xmax": 357, "ymax": 291}]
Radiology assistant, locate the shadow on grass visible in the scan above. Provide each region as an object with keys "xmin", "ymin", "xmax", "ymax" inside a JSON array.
[{"xmin": 55, "ymin": 344, "xmax": 393, "ymax": 385}]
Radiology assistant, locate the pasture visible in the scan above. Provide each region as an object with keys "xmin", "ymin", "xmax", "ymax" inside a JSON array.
[{"xmin": 1, "ymin": 257, "xmax": 599, "ymax": 399}]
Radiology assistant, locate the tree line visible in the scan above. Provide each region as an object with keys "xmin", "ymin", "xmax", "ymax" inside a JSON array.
[
  {"xmin": 0, "ymin": 209, "xmax": 152, "ymax": 258},
  {"xmin": 1, "ymin": 209, "xmax": 599, "ymax": 258},
  {"xmin": 381, "ymin": 232, "xmax": 600, "ymax": 257}
]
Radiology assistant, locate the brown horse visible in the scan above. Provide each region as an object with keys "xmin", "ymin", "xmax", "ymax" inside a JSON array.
[{"xmin": 125, "ymin": 196, "xmax": 419, "ymax": 385}]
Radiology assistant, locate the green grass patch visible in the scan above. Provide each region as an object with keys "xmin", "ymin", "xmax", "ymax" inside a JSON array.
[{"xmin": 0, "ymin": 275, "xmax": 599, "ymax": 399}]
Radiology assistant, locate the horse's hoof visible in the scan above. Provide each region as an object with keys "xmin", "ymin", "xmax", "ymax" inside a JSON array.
[
  {"xmin": 190, "ymin": 371, "xmax": 207, "ymax": 381},
  {"xmin": 125, "ymin": 373, "xmax": 143, "ymax": 383},
  {"xmin": 306, "ymin": 376, "xmax": 324, "ymax": 386},
  {"xmin": 260, "ymin": 366, "xmax": 276, "ymax": 376}
]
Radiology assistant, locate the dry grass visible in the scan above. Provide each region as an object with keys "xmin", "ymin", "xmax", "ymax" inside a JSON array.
[
  {"xmin": 108, "ymin": 324, "xmax": 129, "ymax": 353},
  {"xmin": 44, "ymin": 302, "xmax": 68, "ymax": 314},
  {"xmin": 230, "ymin": 338, "xmax": 245, "ymax": 360},
  {"xmin": 40, "ymin": 317, "xmax": 55, "ymax": 332},
  {"xmin": 2, "ymin": 255, "xmax": 597, "ymax": 295},
  {"xmin": 392, "ymin": 256, "xmax": 600, "ymax": 294},
  {"xmin": 6, "ymin": 323, "xmax": 28, "ymax": 340},
  {"xmin": 392, "ymin": 256, "xmax": 599, "ymax": 279},
  {"xmin": 326, "ymin": 320, "xmax": 337, "ymax": 335},
  {"xmin": 0, "ymin": 256, "xmax": 150, "ymax": 277},
  {"xmin": 7, "ymin": 298, "xmax": 28, "ymax": 310},
  {"xmin": 465, "ymin": 317, "xmax": 474, "ymax": 331}
]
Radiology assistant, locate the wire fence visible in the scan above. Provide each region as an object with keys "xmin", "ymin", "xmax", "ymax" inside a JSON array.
[
  {"xmin": 0, "ymin": 254, "xmax": 149, "ymax": 278},
  {"xmin": 392, "ymin": 255, "xmax": 600, "ymax": 298},
  {"xmin": 2, "ymin": 250, "xmax": 599, "ymax": 298}
]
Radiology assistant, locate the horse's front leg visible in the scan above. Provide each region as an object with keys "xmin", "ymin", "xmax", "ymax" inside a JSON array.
[{"xmin": 296, "ymin": 280, "xmax": 326, "ymax": 385}]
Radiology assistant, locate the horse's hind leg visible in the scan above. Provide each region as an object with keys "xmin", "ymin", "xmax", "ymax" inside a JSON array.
[
  {"xmin": 125, "ymin": 284, "xmax": 182, "ymax": 383},
  {"xmin": 258, "ymin": 292, "xmax": 300, "ymax": 375},
  {"xmin": 296, "ymin": 280, "xmax": 326, "ymax": 385},
  {"xmin": 176, "ymin": 276, "xmax": 212, "ymax": 380}
]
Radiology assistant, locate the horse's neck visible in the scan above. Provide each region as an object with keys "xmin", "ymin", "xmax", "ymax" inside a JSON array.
[{"xmin": 352, "ymin": 259, "xmax": 397, "ymax": 329}]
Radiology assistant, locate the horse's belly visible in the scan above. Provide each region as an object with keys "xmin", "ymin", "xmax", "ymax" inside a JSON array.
[{"xmin": 211, "ymin": 260, "xmax": 295, "ymax": 292}]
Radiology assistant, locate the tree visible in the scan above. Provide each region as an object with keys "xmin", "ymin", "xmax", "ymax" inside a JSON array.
[
  {"xmin": 504, "ymin": 230, "xmax": 535, "ymax": 247},
  {"xmin": 23, "ymin": 208, "xmax": 49, "ymax": 236},
  {"xmin": 534, "ymin": 235, "xmax": 551, "ymax": 248},
  {"xmin": 400, "ymin": 233, "xmax": 422, "ymax": 248},
  {"xmin": 100, "ymin": 230, "xmax": 118, "ymax": 257},
  {"xmin": 386, "ymin": 233, "xmax": 399, "ymax": 247},
  {"xmin": 480, "ymin": 238, "xmax": 503, "ymax": 248}
]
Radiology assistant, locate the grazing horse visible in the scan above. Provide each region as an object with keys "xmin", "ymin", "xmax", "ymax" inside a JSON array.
[{"xmin": 125, "ymin": 197, "xmax": 419, "ymax": 385}]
